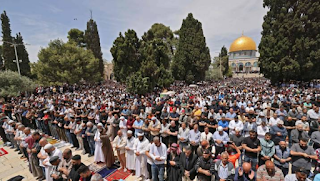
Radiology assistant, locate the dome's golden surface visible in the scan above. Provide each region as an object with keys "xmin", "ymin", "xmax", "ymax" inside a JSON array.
[{"xmin": 229, "ymin": 35, "xmax": 256, "ymax": 52}]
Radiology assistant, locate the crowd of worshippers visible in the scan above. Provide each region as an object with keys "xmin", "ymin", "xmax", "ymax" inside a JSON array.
[{"xmin": 1, "ymin": 78, "xmax": 320, "ymax": 181}]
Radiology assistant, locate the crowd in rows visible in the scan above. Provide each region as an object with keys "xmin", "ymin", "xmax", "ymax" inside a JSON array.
[{"xmin": 1, "ymin": 78, "xmax": 320, "ymax": 181}]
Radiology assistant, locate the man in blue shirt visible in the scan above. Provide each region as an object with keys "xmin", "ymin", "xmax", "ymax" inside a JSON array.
[
  {"xmin": 218, "ymin": 115, "xmax": 229, "ymax": 132},
  {"xmin": 132, "ymin": 116, "xmax": 144, "ymax": 136}
]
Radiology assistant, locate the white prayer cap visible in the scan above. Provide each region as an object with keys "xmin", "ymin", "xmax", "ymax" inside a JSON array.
[
  {"xmin": 235, "ymin": 127, "xmax": 242, "ymax": 132},
  {"xmin": 127, "ymin": 130, "xmax": 133, "ymax": 134},
  {"xmin": 137, "ymin": 132, "xmax": 144, "ymax": 136},
  {"xmin": 97, "ymin": 123, "xmax": 103, "ymax": 127},
  {"xmin": 44, "ymin": 144, "xmax": 53, "ymax": 150},
  {"xmin": 151, "ymin": 117, "xmax": 157, "ymax": 121},
  {"xmin": 8, "ymin": 120, "xmax": 14, "ymax": 124},
  {"xmin": 218, "ymin": 126, "xmax": 223, "ymax": 131},
  {"xmin": 120, "ymin": 116, "xmax": 125, "ymax": 120}
]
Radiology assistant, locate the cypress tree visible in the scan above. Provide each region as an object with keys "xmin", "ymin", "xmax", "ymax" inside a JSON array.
[
  {"xmin": 0, "ymin": 45, "xmax": 3, "ymax": 70},
  {"xmin": 259, "ymin": 0, "xmax": 320, "ymax": 83},
  {"xmin": 1, "ymin": 11, "xmax": 16, "ymax": 71},
  {"xmin": 14, "ymin": 32, "xmax": 31, "ymax": 77},
  {"xmin": 219, "ymin": 46, "xmax": 229, "ymax": 76},
  {"xmin": 85, "ymin": 19, "xmax": 104, "ymax": 77},
  {"xmin": 172, "ymin": 13, "xmax": 211, "ymax": 83}
]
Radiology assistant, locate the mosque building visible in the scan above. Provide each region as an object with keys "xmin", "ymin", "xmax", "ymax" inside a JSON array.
[{"xmin": 228, "ymin": 34, "xmax": 260, "ymax": 76}]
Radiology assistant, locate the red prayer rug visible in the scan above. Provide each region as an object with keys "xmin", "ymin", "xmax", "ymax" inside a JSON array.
[
  {"xmin": 0, "ymin": 148, "xmax": 8, "ymax": 156},
  {"xmin": 105, "ymin": 169, "xmax": 131, "ymax": 181}
]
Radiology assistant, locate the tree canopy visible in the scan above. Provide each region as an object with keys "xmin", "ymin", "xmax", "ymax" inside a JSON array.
[
  {"xmin": 171, "ymin": 13, "xmax": 211, "ymax": 83},
  {"xmin": 32, "ymin": 39, "xmax": 101, "ymax": 86},
  {"xmin": 1, "ymin": 11, "xmax": 16, "ymax": 72},
  {"xmin": 111, "ymin": 24, "xmax": 175, "ymax": 94},
  {"xmin": 67, "ymin": 28, "xmax": 86, "ymax": 47},
  {"xmin": 0, "ymin": 70, "xmax": 36, "ymax": 97},
  {"xmin": 111, "ymin": 30, "xmax": 141, "ymax": 82},
  {"xmin": 14, "ymin": 32, "xmax": 31, "ymax": 77},
  {"xmin": 85, "ymin": 19, "xmax": 104, "ymax": 77},
  {"xmin": 219, "ymin": 46, "xmax": 230, "ymax": 76},
  {"xmin": 259, "ymin": 0, "xmax": 320, "ymax": 83}
]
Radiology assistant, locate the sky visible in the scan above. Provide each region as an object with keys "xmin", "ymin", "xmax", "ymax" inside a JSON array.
[{"xmin": 1, "ymin": 0, "xmax": 268, "ymax": 62}]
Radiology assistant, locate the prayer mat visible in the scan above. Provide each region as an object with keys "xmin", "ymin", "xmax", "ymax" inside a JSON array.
[
  {"xmin": 105, "ymin": 169, "xmax": 131, "ymax": 181},
  {"xmin": 0, "ymin": 147, "xmax": 8, "ymax": 156}
]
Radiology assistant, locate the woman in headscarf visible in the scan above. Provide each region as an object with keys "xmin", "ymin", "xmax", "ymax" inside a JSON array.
[
  {"xmin": 166, "ymin": 143, "xmax": 182, "ymax": 181},
  {"xmin": 100, "ymin": 130, "xmax": 115, "ymax": 168}
]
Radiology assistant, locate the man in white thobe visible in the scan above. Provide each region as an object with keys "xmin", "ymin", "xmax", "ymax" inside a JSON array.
[
  {"xmin": 125, "ymin": 130, "xmax": 135, "ymax": 173},
  {"xmin": 94, "ymin": 123, "xmax": 105, "ymax": 163},
  {"xmin": 42, "ymin": 144, "xmax": 62, "ymax": 181},
  {"xmin": 134, "ymin": 132, "xmax": 149, "ymax": 179},
  {"xmin": 119, "ymin": 116, "xmax": 127, "ymax": 137}
]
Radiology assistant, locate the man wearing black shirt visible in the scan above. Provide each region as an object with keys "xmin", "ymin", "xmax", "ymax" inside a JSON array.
[
  {"xmin": 68, "ymin": 155, "xmax": 85, "ymax": 181},
  {"xmin": 242, "ymin": 130, "xmax": 261, "ymax": 171},
  {"xmin": 284, "ymin": 116, "xmax": 296, "ymax": 146},
  {"xmin": 78, "ymin": 165, "xmax": 93, "ymax": 181}
]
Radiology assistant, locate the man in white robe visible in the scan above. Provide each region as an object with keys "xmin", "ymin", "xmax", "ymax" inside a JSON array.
[
  {"xmin": 94, "ymin": 123, "xmax": 105, "ymax": 163},
  {"xmin": 42, "ymin": 144, "xmax": 62, "ymax": 181},
  {"xmin": 125, "ymin": 130, "xmax": 135, "ymax": 173},
  {"xmin": 119, "ymin": 116, "xmax": 127, "ymax": 137},
  {"xmin": 134, "ymin": 132, "xmax": 150, "ymax": 179}
]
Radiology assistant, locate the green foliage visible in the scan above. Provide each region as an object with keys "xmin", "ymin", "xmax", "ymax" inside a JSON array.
[
  {"xmin": 226, "ymin": 66, "xmax": 233, "ymax": 77},
  {"xmin": 172, "ymin": 13, "xmax": 211, "ymax": 82},
  {"xmin": 219, "ymin": 46, "xmax": 229, "ymax": 76},
  {"xmin": 126, "ymin": 71, "xmax": 149, "ymax": 95},
  {"xmin": 32, "ymin": 39, "xmax": 101, "ymax": 86},
  {"xmin": 14, "ymin": 32, "xmax": 31, "ymax": 77},
  {"xmin": 111, "ymin": 25, "xmax": 175, "ymax": 94},
  {"xmin": 0, "ymin": 70, "xmax": 36, "ymax": 97},
  {"xmin": 259, "ymin": 0, "xmax": 320, "ymax": 83},
  {"xmin": 1, "ymin": 11, "xmax": 16, "ymax": 72},
  {"xmin": 0, "ymin": 45, "xmax": 3, "ymax": 70},
  {"xmin": 205, "ymin": 63, "xmax": 223, "ymax": 81},
  {"xmin": 67, "ymin": 28, "xmax": 86, "ymax": 47},
  {"xmin": 111, "ymin": 30, "xmax": 141, "ymax": 82},
  {"xmin": 85, "ymin": 19, "xmax": 104, "ymax": 77}
]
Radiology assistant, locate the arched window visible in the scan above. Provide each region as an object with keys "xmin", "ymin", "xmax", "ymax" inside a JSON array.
[
  {"xmin": 253, "ymin": 62, "xmax": 258, "ymax": 67},
  {"xmin": 245, "ymin": 62, "xmax": 252, "ymax": 67},
  {"xmin": 231, "ymin": 63, "xmax": 236, "ymax": 67}
]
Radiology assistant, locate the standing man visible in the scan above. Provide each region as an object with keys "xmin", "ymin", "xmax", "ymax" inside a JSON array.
[
  {"xmin": 179, "ymin": 146, "xmax": 198, "ymax": 181},
  {"xmin": 195, "ymin": 149, "xmax": 215, "ymax": 181},
  {"xmin": 214, "ymin": 152, "xmax": 235, "ymax": 181},
  {"xmin": 290, "ymin": 138, "xmax": 317, "ymax": 173},
  {"xmin": 212, "ymin": 126, "xmax": 230, "ymax": 156},
  {"xmin": 178, "ymin": 122, "xmax": 189, "ymax": 150},
  {"xmin": 134, "ymin": 132, "xmax": 150, "ymax": 179},
  {"xmin": 189, "ymin": 124, "xmax": 201, "ymax": 154},
  {"xmin": 43, "ymin": 144, "xmax": 62, "ymax": 181},
  {"xmin": 149, "ymin": 136, "xmax": 167, "ymax": 181},
  {"xmin": 68, "ymin": 155, "xmax": 85, "ymax": 181},
  {"xmin": 259, "ymin": 132, "xmax": 275, "ymax": 166},
  {"xmin": 113, "ymin": 130, "xmax": 127, "ymax": 171},
  {"xmin": 242, "ymin": 130, "xmax": 261, "ymax": 171},
  {"xmin": 125, "ymin": 130, "xmax": 135, "ymax": 174},
  {"xmin": 94, "ymin": 123, "xmax": 105, "ymax": 163},
  {"xmin": 58, "ymin": 148, "xmax": 73, "ymax": 180},
  {"xmin": 273, "ymin": 141, "xmax": 291, "ymax": 175},
  {"xmin": 85, "ymin": 122, "xmax": 96, "ymax": 157},
  {"xmin": 270, "ymin": 120, "xmax": 287, "ymax": 145},
  {"xmin": 28, "ymin": 132, "xmax": 45, "ymax": 180}
]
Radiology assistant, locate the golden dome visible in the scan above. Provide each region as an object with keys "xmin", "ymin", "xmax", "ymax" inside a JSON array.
[{"xmin": 229, "ymin": 35, "xmax": 256, "ymax": 52}]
